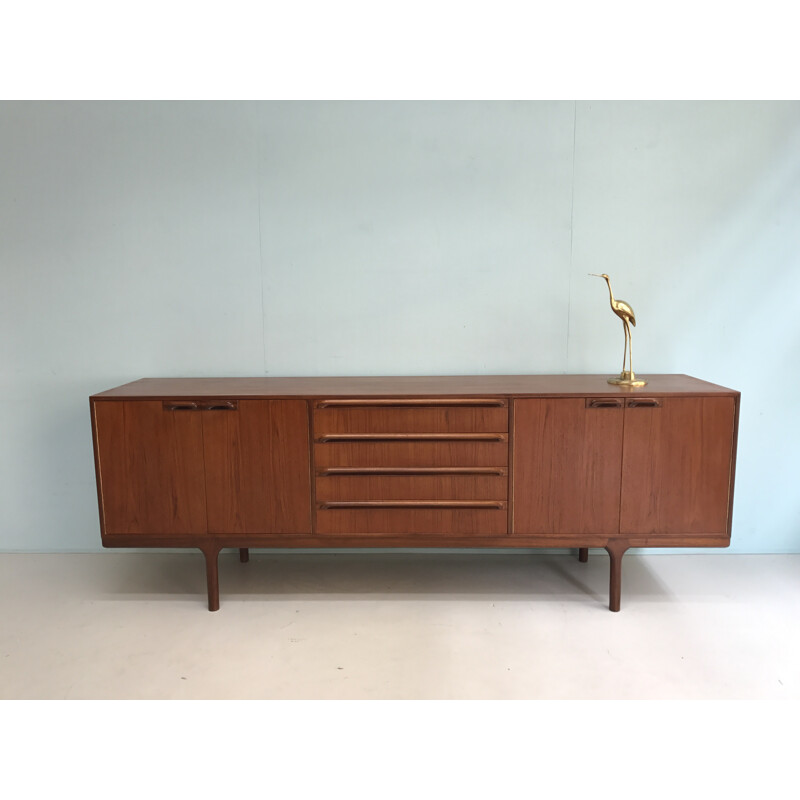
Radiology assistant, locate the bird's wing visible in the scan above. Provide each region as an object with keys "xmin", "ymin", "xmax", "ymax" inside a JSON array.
[{"xmin": 618, "ymin": 300, "xmax": 636, "ymax": 326}]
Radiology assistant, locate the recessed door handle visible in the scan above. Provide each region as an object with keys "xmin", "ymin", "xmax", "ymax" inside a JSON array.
[
  {"xmin": 163, "ymin": 402, "xmax": 199, "ymax": 411},
  {"xmin": 200, "ymin": 401, "xmax": 238, "ymax": 411},
  {"xmin": 626, "ymin": 398, "xmax": 661, "ymax": 408},
  {"xmin": 586, "ymin": 398, "xmax": 624, "ymax": 409}
]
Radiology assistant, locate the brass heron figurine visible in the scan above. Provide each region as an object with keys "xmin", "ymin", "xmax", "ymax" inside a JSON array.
[{"xmin": 590, "ymin": 273, "xmax": 647, "ymax": 387}]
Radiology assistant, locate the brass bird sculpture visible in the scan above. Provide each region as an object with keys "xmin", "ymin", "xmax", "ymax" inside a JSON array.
[{"xmin": 590, "ymin": 273, "xmax": 647, "ymax": 387}]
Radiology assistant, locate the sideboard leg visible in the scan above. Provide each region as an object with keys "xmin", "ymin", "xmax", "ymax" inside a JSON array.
[
  {"xmin": 239, "ymin": 548, "xmax": 250, "ymax": 563},
  {"xmin": 604, "ymin": 540, "xmax": 630, "ymax": 612},
  {"xmin": 202, "ymin": 547, "xmax": 222, "ymax": 612},
  {"xmin": 578, "ymin": 548, "xmax": 589, "ymax": 562}
]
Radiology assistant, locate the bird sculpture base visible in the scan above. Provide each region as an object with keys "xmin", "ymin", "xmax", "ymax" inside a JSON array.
[{"xmin": 608, "ymin": 371, "xmax": 647, "ymax": 388}]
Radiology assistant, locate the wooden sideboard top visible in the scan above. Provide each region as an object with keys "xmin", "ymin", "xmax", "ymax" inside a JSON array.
[{"xmin": 92, "ymin": 374, "xmax": 738, "ymax": 400}]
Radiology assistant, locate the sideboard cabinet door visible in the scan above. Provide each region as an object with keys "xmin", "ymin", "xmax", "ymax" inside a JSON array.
[
  {"xmin": 620, "ymin": 396, "xmax": 735, "ymax": 536},
  {"xmin": 512, "ymin": 398, "xmax": 624, "ymax": 535},
  {"xmin": 94, "ymin": 401, "xmax": 207, "ymax": 535},
  {"xmin": 202, "ymin": 400, "xmax": 312, "ymax": 534}
]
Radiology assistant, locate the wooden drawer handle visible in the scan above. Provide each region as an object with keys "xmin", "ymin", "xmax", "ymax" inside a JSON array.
[
  {"xmin": 316, "ymin": 399, "xmax": 507, "ymax": 408},
  {"xmin": 585, "ymin": 398, "xmax": 623, "ymax": 409},
  {"xmin": 626, "ymin": 398, "xmax": 661, "ymax": 408},
  {"xmin": 316, "ymin": 433, "xmax": 508, "ymax": 443},
  {"xmin": 316, "ymin": 467, "xmax": 508, "ymax": 477},
  {"xmin": 318, "ymin": 500, "xmax": 507, "ymax": 510}
]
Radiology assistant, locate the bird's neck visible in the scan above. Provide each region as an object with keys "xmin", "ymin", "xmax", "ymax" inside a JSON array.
[{"xmin": 605, "ymin": 279, "xmax": 615, "ymax": 307}]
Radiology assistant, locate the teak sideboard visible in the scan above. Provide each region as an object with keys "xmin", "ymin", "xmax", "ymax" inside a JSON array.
[{"xmin": 90, "ymin": 375, "xmax": 740, "ymax": 611}]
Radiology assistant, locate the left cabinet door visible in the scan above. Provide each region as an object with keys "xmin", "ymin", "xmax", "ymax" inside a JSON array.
[
  {"xmin": 512, "ymin": 397, "xmax": 623, "ymax": 535},
  {"xmin": 93, "ymin": 400, "xmax": 208, "ymax": 535}
]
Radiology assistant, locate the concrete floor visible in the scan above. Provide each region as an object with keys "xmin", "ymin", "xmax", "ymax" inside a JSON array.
[{"xmin": 1, "ymin": 551, "xmax": 798, "ymax": 699}]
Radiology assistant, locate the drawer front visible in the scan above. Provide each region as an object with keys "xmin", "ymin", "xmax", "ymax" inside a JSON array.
[
  {"xmin": 313, "ymin": 439, "xmax": 509, "ymax": 468},
  {"xmin": 311, "ymin": 397, "xmax": 510, "ymax": 536},
  {"xmin": 314, "ymin": 404, "xmax": 508, "ymax": 434},
  {"xmin": 316, "ymin": 505, "xmax": 508, "ymax": 535},
  {"xmin": 316, "ymin": 473, "xmax": 508, "ymax": 502}
]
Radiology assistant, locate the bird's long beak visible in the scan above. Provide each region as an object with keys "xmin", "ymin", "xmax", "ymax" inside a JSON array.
[{"xmin": 588, "ymin": 273, "xmax": 602, "ymax": 277}]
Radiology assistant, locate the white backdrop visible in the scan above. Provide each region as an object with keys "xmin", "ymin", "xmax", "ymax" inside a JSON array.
[{"xmin": 1, "ymin": 101, "xmax": 798, "ymax": 552}]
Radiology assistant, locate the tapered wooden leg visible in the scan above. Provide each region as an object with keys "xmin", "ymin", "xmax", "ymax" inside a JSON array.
[
  {"xmin": 604, "ymin": 540, "xmax": 630, "ymax": 612},
  {"xmin": 202, "ymin": 547, "xmax": 222, "ymax": 612},
  {"xmin": 578, "ymin": 548, "xmax": 589, "ymax": 563},
  {"xmin": 239, "ymin": 548, "xmax": 249, "ymax": 563}
]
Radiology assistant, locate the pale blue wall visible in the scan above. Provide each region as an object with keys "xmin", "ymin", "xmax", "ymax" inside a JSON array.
[{"xmin": 1, "ymin": 101, "xmax": 798, "ymax": 553}]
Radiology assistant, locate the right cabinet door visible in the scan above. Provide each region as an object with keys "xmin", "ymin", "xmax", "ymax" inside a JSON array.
[
  {"xmin": 620, "ymin": 396, "xmax": 735, "ymax": 536},
  {"xmin": 202, "ymin": 399, "xmax": 312, "ymax": 535}
]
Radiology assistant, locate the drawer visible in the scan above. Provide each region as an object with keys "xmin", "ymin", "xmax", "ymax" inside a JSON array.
[
  {"xmin": 315, "ymin": 504, "xmax": 508, "ymax": 535},
  {"xmin": 313, "ymin": 438, "xmax": 508, "ymax": 468},
  {"xmin": 315, "ymin": 471, "xmax": 508, "ymax": 502},
  {"xmin": 313, "ymin": 401, "xmax": 508, "ymax": 434}
]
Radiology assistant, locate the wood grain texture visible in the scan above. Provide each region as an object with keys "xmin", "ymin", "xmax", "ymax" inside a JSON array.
[
  {"xmin": 94, "ymin": 401, "xmax": 207, "ymax": 535},
  {"xmin": 313, "ymin": 440, "xmax": 509, "ymax": 468},
  {"xmin": 91, "ymin": 377, "xmax": 740, "ymax": 611},
  {"xmin": 202, "ymin": 400, "xmax": 311, "ymax": 534},
  {"xmin": 315, "ymin": 507, "xmax": 508, "ymax": 535},
  {"xmin": 315, "ymin": 474, "xmax": 508, "ymax": 502},
  {"xmin": 314, "ymin": 405, "xmax": 508, "ymax": 434},
  {"xmin": 92, "ymin": 374, "xmax": 738, "ymax": 399},
  {"xmin": 605, "ymin": 539, "xmax": 630, "ymax": 612},
  {"xmin": 512, "ymin": 398, "xmax": 623, "ymax": 535},
  {"xmin": 620, "ymin": 396, "xmax": 735, "ymax": 535}
]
